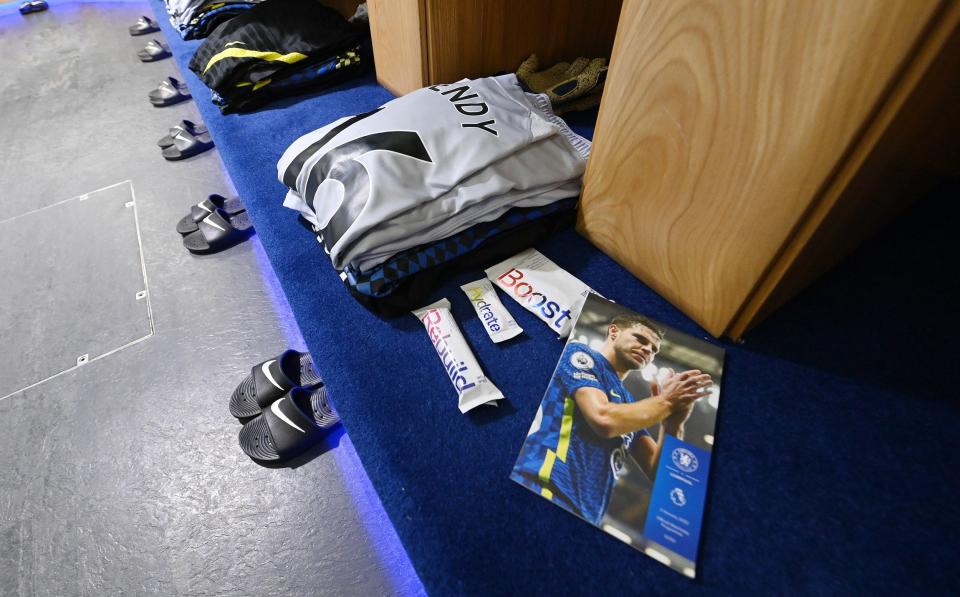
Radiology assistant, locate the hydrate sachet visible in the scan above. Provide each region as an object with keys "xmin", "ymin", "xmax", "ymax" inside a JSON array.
[{"xmin": 461, "ymin": 279, "xmax": 523, "ymax": 343}]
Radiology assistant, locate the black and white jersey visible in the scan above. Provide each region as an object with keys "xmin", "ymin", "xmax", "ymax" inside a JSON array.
[
  {"xmin": 277, "ymin": 74, "xmax": 590, "ymax": 269},
  {"xmin": 346, "ymin": 180, "xmax": 582, "ymax": 272},
  {"xmin": 164, "ymin": 0, "xmax": 203, "ymax": 27},
  {"xmin": 166, "ymin": 0, "xmax": 259, "ymax": 30}
]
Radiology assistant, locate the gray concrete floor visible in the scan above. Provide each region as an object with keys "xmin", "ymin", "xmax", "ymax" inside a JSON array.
[{"xmin": 0, "ymin": 4, "xmax": 423, "ymax": 596}]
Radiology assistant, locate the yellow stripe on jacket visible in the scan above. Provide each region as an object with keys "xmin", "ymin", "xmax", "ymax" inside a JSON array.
[{"xmin": 203, "ymin": 48, "xmax": 308, "ymax": 75}]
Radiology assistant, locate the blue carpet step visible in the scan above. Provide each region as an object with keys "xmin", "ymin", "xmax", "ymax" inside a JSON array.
[{"xmin": 148, "ymin": 2, "xmax": 960, "ymax": 592}]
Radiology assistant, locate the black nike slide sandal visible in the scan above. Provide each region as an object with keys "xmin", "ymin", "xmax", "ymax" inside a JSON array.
[
  {"xmin": 148, "ymin": 77, "xmax": 191, "ymax": 107},
  {"xmin": 161, "ymin": 128, "xmax": 214, "ymax": 161},
  {"xmin": 129, "ymin": 16, "xmax": 159, "ymax": 35},
  {"xmin": 181, "ymin": 209, "xmax": 253, "ymax": 255},
  {"xmin": 19, "ymin": 0, "xmax": 47, "ymax": 14},
  {"xmin": 238, "ymin": 386, "xmax": 339, "ymax": 462},
  {"xmin": 138, "ymin": 39, "xmax": 170, "ymax": 62},
  {"xmin": 176, "ymin": 194, "xmax": 245, "ymax": 235},
  {"xmin": 158, "ymin": 120, "xmax": 207, "ymax": 148},
  {"xmin": 230, "ymin": 350, "xmax": 322, "ymax": 419}
]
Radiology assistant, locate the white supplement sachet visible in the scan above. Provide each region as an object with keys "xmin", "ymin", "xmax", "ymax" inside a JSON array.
[
  {"xmin": 484, "ymin": 248, "xmax": 592, "ymax": 338},
  {"xmin": 460, "ymin": 278, "xmax": 523, "ymax": 343},
  {"xmin": 413, "ymin": 298, "xmax": 504, "ymax": 413}
]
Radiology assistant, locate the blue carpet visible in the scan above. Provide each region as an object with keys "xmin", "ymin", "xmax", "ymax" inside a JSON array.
[{"xmin": 149, "ymin": 3, "xmax": 959, "ymax": 593}]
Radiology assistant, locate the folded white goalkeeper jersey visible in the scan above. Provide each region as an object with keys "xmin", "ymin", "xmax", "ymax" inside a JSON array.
[
  {"xmin": 351, "ymin": 179, "xmax": 584, "ymax": 272},
  {"xmin": 347, "ymin": 151, "xmax": 588, "ymax": 274},
  {"xmin": 277, "ymin": 74, "xmax": 592, "ymax": 265}
]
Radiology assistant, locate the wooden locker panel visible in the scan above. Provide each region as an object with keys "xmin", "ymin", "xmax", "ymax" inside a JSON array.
[
  {"xmin": 424, "ymin": 0, "xmax": 623, "ymax": 84},
  {"xmin": 368, "ymin": 0, "xmax": 428, "ymax": 95},
  {"xmin": 730, "ymin": 0, "xmax": 960, "ymax": 337},
  {"xmin": 322, "ymin": 0, "xmax": 364, "ymax": 19},
  {"xmin": 368, "ymin": 0, "xmax": 623, "ymax": 95},
  {"xmin": 577, "ymin": 0, "xmax": 941, "ymax": 337}
]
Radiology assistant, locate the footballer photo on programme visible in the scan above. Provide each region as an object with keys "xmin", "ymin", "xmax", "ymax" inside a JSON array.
[{"xmin": 511, "ymin": 293, "xmax": 724, "ymax": 576}]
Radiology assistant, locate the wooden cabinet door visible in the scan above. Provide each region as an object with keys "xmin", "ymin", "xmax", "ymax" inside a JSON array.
[
  {"xmin": 577, "ymin": 0, "xmax": 945, "ymax": 337},
  {"xmin": 368, "ymin": 0, "xmax": 623, "ymax": 95},
  {"xmin": 367, "ymin": 0, "xmax": 429, "ymax": 95}
]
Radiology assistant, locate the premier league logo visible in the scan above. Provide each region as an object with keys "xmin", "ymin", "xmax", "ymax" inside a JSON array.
[
  {"xmin": 671, "ymin": 447, "xmax": 699, "ymax": 473},
  {"xmin": 669, "ymin": 487, "xmax": 687, "ymax": 507},
  {"xmin": 570, "ymin": 351, "xmax": 595, "ymax": 370}
]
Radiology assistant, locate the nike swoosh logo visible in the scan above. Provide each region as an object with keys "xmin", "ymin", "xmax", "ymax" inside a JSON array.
[
  {"xmin": 202, "ymin": 214, "xmax": 226, "ymax": 232},
  {"xmin": 261, "ymin": 360, "xmax": 284, "ymax": 390},
  {"xmin": 271, "ymin": 399, "xmax": 305, "ymax": 433}
]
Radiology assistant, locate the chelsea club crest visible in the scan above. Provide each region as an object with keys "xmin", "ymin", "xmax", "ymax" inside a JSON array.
[{"xmin": 671, "ymin": 447, "xmax": 699, "ymax": 473}]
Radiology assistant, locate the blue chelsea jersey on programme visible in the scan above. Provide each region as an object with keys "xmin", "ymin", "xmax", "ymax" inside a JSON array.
[{"xmin": 511, "ymin": 342, "xmax": 651, "ymax": 525}]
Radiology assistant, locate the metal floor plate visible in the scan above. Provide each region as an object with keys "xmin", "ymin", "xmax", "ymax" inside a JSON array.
[{"xmin": 0, "ymin": 181, "xmax": 152, "ymax": 399}]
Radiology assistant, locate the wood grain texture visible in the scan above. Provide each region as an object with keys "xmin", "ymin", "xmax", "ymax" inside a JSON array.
[
  {"xmin": 368, "ymin": 0, "xmax": 428, "ymax": 95},
  {"xmin": 730, "ymin": 0, "xmax": 960, "ymax": 338},
  {"xmin": 321, "ymin": 0, "xmax": 363, "ymax": 19},
  {"xmin": 424, "ymin": 0, "xmax": 623, "ymax": 84},
  {"xmin": 577, "ymin": 0, "xmax": 941, "ymax": 337}
]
